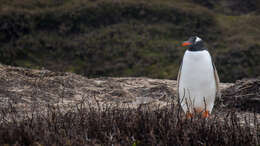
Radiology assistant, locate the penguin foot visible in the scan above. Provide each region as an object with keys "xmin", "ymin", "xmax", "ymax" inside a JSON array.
[
  {"xmin": 186, "ymin": 112, "xmax": 193, "ymax": 119},
  {"xmin": 202, "ymin": 110, "xmax": 210, "ymax": 118}
]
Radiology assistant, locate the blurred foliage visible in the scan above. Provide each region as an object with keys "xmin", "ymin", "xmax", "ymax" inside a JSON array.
[{"xmin": 0, "ymin": 0, "xmax": 259, "ymax": 82}]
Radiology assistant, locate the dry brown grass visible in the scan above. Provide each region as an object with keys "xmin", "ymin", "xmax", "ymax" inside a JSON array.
[{"xmin": 0, "ymin": 99, "xmax": 259, "ymax": 146}]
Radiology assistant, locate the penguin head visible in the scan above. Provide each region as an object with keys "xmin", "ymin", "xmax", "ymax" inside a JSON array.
[{"xmin": 182, "ymin": 36, "xmax": 206, "ymax": 51}]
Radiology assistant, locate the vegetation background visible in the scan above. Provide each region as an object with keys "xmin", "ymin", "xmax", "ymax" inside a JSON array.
[{"xmin": 0, "ymin": 0, "xmax": 259, "ymax": 82}]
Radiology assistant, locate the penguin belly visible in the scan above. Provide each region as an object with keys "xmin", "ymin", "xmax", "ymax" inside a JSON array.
[{"xmin": 179, "ymin": 50, "xmax": 216, "ymax": 113}]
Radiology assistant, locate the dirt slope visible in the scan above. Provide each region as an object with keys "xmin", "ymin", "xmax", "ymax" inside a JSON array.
[
  {"xmin": 0, "ymin": 64, "xmax": 259, "ymax": 126},
  {"xmin": 0, "ymin": 63, "xmax": 251, "ymax": 110}
]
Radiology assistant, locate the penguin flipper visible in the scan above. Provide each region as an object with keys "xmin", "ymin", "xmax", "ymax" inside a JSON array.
[
  {"xmin": 212, "ymin": 63, "xmax": 221, "ymax": 98},
  {"xmin": 177, "ymin": 62, "xmax": 182, "ymax": 98}
]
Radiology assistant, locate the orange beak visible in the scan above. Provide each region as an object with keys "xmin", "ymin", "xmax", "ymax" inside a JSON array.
[{"xmin": 182, "ymin": 42, "xmax": 192, "ymax": 47}]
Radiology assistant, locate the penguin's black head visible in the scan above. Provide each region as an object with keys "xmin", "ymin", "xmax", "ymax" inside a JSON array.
[{"xmin": 182, "ymin": 36, "xmax": 206, "ymax": 51}]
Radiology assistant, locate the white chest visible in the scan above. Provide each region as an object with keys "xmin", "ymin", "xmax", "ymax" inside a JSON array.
[{"xmin": 180, "ymin": 50, "xmax": 215, "ymax": 84}]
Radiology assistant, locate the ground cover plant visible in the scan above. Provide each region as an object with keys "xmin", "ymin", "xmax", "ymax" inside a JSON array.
[
  {"xmin": 0, "ymin": 0, "xmax": 259, "ymax": 82},
  {"xmin": 0, "ymin": 100, "xmax": 259, "ymax": 146}
]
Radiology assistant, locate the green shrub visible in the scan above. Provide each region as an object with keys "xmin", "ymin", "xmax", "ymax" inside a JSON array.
[{"xmin": 0, "ymin": 0, "xmax": 259, "ymax": 82}]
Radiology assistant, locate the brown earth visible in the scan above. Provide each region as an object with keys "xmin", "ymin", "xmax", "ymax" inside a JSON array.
[{"xmin": 0, "ymin": 63, "xmax": 259, "ymax": 124}]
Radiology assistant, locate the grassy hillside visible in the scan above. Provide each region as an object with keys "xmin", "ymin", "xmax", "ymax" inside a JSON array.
[{"xmin": 0, "ymin": 0, "xmax": 259, "ymax": 82}]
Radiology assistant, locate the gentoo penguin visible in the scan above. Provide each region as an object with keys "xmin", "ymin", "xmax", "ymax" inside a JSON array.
[{"xmin": 177, "ymin": 36, "xmax": 220, "ymax": 118}]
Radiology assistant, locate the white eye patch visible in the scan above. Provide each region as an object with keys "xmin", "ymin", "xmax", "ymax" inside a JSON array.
[{"xmin": 195, "ymin": 37, "xmax": 202, "ymax": 43}]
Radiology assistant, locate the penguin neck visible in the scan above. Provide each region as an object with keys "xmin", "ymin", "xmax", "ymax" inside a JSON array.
[
  {"xmin": 188, "ymin": 46, "xmax": 207, "ymax": 52},
  {"xmin": 188, "ymin": 43, "xmax": 207, "ymax": 52}
]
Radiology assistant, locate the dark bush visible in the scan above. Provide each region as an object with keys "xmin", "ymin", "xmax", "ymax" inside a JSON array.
[
  {"xmin": 216, "ymin": 44, "xmax": 260, "ymax": 82},
  {"xmin": 0, "ymin": 101, "xmax": 258, "ymax": 145},
  {"xmin": 0, "ymin": 0, "xmax": 259, "ymax": 82},
  {"xmin": 223, "ymin": 0, "xmax": 259, "ymax": 15},
  {"xmin": 0, "ymin": 0, "xmax": 219, "ymax": 80},
  {"xmin": 191, "ymin": 0, "xmax": 217, "ymax": 8}
]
